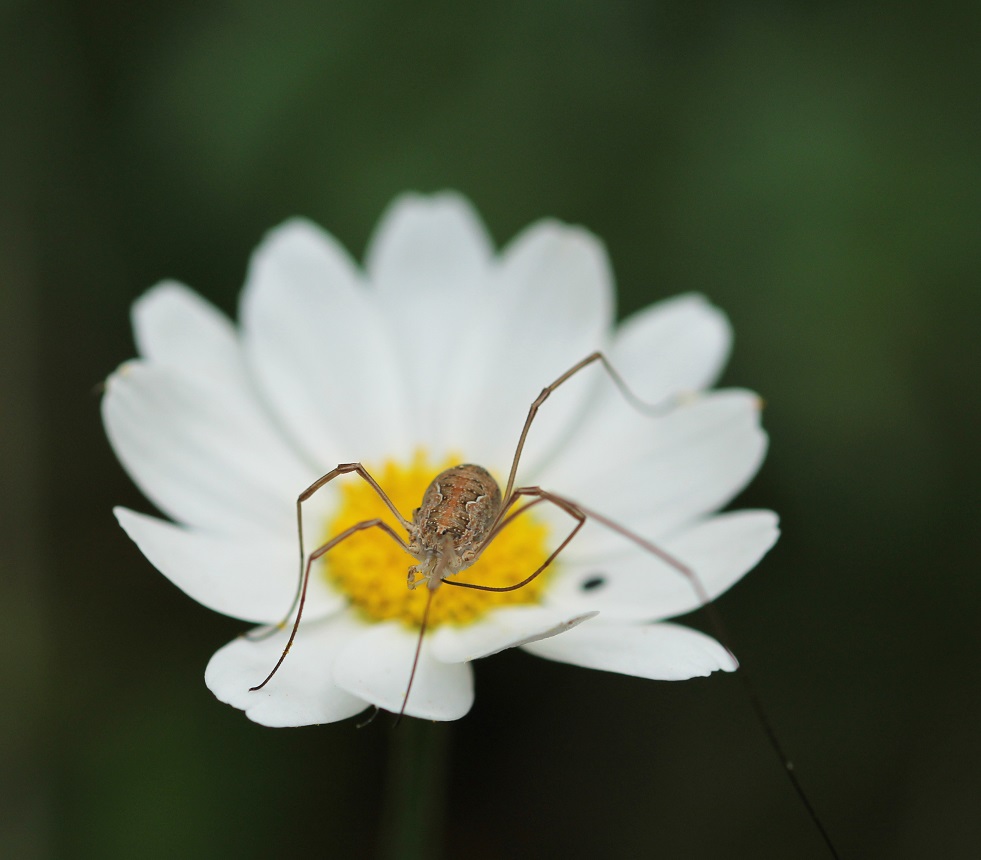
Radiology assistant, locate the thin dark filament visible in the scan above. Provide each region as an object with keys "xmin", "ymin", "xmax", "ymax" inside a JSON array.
[
  {"xmin": 455, "ymin": 485, "xmax": 838, "ymax": 857},
  {"xmin": 448, "ymin": 488, "xmax": 583, "ymax": 594},
  {"xmin": 396, "ymin": 588, "xmax": 435, "ymax": 726},
  {"xmin": 501, "ymin": 351, "xmax": 681, "ymax": 505},
  {"xmin": 567, "ymin": 501, "xmax": 841, "ymax": 860},
  {"xmin": 477, "ymin": 495, "xmax": 550, "ymax": 554},
  {"xmin": 249, "ymin": 463, "xmax": 411, "ymax": 643},
  {"xmin": 249, "ymin": 518, "xmax": 409, "ymax": 691}
]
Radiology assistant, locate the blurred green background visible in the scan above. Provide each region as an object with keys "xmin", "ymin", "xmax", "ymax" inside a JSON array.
[{"xmin": 2, "ymin": 1, "xmax": 979, "ymax": 858}]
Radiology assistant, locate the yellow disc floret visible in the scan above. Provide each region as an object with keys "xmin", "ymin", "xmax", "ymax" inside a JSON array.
[{"xmin": 323, "ymin": 452, "xmax": 552, "ymax": 629}]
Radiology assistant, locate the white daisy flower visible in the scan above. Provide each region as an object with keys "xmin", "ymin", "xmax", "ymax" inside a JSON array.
[{"xmin": 102, "ymin": 191, "xmax": 776, "ymax": 726}]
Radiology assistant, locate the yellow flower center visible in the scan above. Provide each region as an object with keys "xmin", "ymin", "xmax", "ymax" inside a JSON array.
[{"xmin": 323, "ymin": 452, "xmax": 552, "ymax": 629}]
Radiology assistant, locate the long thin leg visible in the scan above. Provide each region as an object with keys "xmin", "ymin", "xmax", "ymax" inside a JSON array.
[
  {"xmin": 568, "ymin": 496, "xmax": 839, "ymax": 857},
  {"xmin": 250, "ymin": 463, "xmax": 411, "ymax": 642},
  {"xmin": 456, "ymin": 486, "xmax": 840, "ymax": 859},
  {"xmin": 483, "ymin": 495, "xmax": 550, "ymax": 544},
  {"xmin": 457, "ymin": 485, "xmax": 725, "ymax": 646},
  {"xmin": 451, "ymin": 486, "xmax": 705, "ymax": 601},
  {"xmin": 395, "ymin": 586, "xmax": 435, "ymax": 725},
  {"xmin": 446, "ymin": 486, "xmax": 585, "ymax": 593},
  {"xmin": 249, "ymin": 517, "xmax": 410, "ymax": 691},
  {"xmin": 501, "ymin": 351, "xmax": 680, "ymax": 506},
  {"xmin": 299, "ymin": 463, "xmax": 412, "ymax": 532}
]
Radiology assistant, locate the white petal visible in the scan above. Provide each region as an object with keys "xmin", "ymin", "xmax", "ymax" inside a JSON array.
[
  {"xmin": 545, "ymin": 389, "xmax": 767, "ymax": 536},
  {"xmin": 366, "ymin": 191, "xmax": 493, "ymax": 297},
  {"xmin": 430, "ymin": 607, "xmax": 598, "ymax": 663},
  {"xmin": 240, "ymin": 219, "xmax": 411, "ymax": 466},
  {"xmin": 115, "ymin": 507, "xmax": 343, "ymax": 624},
  {"xmin": 102, "ymin": 361, "xmax": 310, "ymax": 536},
  {"xmin": 363, "ymin": 193, "xmax": 494, "ymax": 453},
  {"xmin": 132, "ymin": 281, "xmax": 240, "ymax": 378},
  {"xmin": 522, "ymin": 620, "xmax": 737, "ymax": 680},
  {"xmin": 205, "ymin": 616, "xmax": 368, "ymax": 727},
  {"xmin": 444, "ymin": 219, "xmax": 616, "ymax": 473},
  {"xmin": 546, "ymin": 510, "xmax": 779, "ymax": 622},
  {"xmin": 608, "ymin": 293, "xmax": 732, "ymax": 405},
  {"xmin": 334, "ymin": 622, "xmax": 474, "ymax": 720}
]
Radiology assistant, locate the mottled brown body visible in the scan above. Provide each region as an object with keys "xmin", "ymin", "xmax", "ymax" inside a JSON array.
[{"xmin": 407, "ymin": 464, "xmax": 502, "ymax": 590}]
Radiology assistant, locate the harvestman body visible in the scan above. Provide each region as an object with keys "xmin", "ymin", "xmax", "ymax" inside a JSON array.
[
  {"xmin": 250, "ymin": 351, "xmax": 839, "ymax": 858},
  {"xmin": 249, "ymin": 352, "xmax": 679, "ymax": 701}
]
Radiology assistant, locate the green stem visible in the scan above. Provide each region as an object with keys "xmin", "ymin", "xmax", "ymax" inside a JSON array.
[{"xmin": 378, "ymin": 718, "xmax": 451, "ymax": 860}]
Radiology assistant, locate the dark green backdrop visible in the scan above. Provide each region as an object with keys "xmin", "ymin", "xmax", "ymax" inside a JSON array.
[{"xmin": 3, "ymin": 2, "xmax": 979, "ymax": 858}]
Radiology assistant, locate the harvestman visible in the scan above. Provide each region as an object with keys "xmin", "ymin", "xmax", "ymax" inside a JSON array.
[{"xmin": 249, "ymin": 351, "xmax": 839, "ymax": 858}]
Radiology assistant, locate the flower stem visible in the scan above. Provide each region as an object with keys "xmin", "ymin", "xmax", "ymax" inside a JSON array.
[{"xmin": 378, "ymin": 719, "xmax": 451, "ymax": 860}]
